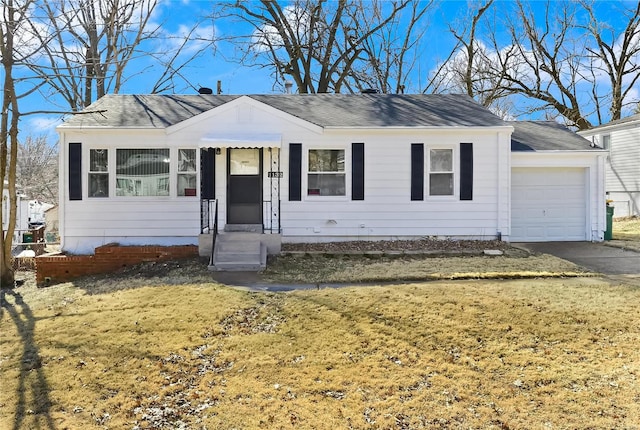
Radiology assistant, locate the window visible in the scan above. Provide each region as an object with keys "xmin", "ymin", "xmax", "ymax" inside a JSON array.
[
  {"xmin": 601, "ymin": 134, "xmax": 611, "ymax": 150},
  {"xmin": 308, "ymin": 149, "xmax": 345, "ymax": 196},
  {"xmin": 177, "ymin": 149, "xmax": 197, "ymax": 196},
  {"xmin": 429, "ymin": 148, "xmax": 454, "ymax": 196},
  {"xmin": 89, "ymin": 149, "xmax": 108, "ymax": 197},
  {"xmin": 116, "ymin": 149, "xmax": 170, "ymax": 196}
]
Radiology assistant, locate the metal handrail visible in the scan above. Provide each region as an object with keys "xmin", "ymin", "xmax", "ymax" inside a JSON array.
[{"xmin": 210, "ymin": 199, "xmax": 218, "ymax": 266}]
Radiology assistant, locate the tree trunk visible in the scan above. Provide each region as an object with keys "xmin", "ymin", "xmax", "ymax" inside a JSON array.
[{"xmin": 0, "ymin": 0, "xmax": 22, "ymax": 288}]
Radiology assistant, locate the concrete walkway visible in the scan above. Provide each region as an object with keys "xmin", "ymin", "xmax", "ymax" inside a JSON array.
[{"xmin": 517, "ymin": 241, "xmax": 640, "ymax": 275}]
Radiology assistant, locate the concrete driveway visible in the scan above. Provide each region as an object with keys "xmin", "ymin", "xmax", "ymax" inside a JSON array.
[{"xmin": 517, "ymin": 242, "xmax": 640, "ymax": 275}]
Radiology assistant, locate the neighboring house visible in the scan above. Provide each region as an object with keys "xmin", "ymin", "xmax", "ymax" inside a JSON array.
[
  {"xmin": 56, "ymin": 93, "xmax": 606, "ymax": 256},
  {"xmin": 578, "ymin": 114, "xmax": 640, "ymax": 217},
  {"xmin": 2, "ymin": 180, "xmax": 30, "ymax": 243},
  {"xmin": 27, "ymin": 200, "xmax": 55, "ymax": 227},
  {"xmin": 44, "ymin": 205, "xmax": 59, "ymax": 240}
]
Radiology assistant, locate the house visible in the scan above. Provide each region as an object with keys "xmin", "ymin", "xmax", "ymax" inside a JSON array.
[
  {"xmin": 44, "ymin": 205, "xmax": 59, "ymax": 241},
  {"xmin": 56, "ymin": 94, "xmax": 606, "ymax": 266},
  {"xmin": 578, "ymin": 114, "xmax": 640, "ymax": 217},
  {"xmin": 2, "ymin": 179, "xmax": 30, "ymax": 244}
]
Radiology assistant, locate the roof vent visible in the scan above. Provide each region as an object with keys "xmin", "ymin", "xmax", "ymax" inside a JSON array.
[
  {"xmin": 198, "ymin": 87, "xmax": 213, "ymax": 95},
  {"xmin": 361, "ymin": 88, "xmax": 380, "ymax": 94}
]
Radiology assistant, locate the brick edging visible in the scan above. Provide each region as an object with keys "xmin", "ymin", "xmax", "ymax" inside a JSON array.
[{"xmin": 36, "ymin": 244, "xmax": 198, "ymax": 286}]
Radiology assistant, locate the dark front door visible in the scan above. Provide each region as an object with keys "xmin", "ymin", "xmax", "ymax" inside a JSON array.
[{"xmin": 227, "ymin": 148, "xmax": 262, "ymax": 224}]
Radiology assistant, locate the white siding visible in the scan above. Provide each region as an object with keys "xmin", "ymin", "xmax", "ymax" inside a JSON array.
[
  {"xmin": 580, "ymin": 124, "xmax": 640, "ymax": 216},
  {"xmin": 60, "ymin": 129, "xmax": 202, "ymax": 254},
  {"xmin": 607, "ymin": 127, "xmax": 640, "ymax": 194},
  {"xmin": 278, "ymin": 128, "xmax": 510, "ymax": 243}
]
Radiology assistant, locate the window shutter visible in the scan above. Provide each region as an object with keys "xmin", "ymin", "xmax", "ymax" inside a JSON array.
[
  {"xmin": 460, "ymin": 142, "xmax": 473, "ymax": 201},
  {"xmin": 352, "ymin": 143, "xmax": 365, "ymax": 200},
  {"xmin": 69, "ymin": 142, "xmax": 82, "ymax": 200},
  {"xmin": 289, "ymin": 143, "xmax": 302, "ymax": 201},
  {"xmin": 200, "ymin": 148, "xmax": 216, "ymax": 199},
  {"xmin": 411, "ymin": 143, "xmax": 424, "ymax": 201}
]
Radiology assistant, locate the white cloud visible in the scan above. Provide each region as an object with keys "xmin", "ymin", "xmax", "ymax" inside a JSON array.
[{"xmin": 24, "ymin": 116, "xmax": 62, "ymax": 140}]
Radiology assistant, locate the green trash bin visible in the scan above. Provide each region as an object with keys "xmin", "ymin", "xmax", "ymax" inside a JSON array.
[
  {"xmin": 23, "ymin": 232, "xmax": 34, "ymax": 244},
  {"xmin": 605, "ymin": 205, "xmax": 614, "ymax": 240}
]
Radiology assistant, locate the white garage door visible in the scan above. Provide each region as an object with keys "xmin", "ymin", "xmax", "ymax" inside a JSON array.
[{"xmin": 511, "ymin": 167, "xmax": 587, "ymax": 241}]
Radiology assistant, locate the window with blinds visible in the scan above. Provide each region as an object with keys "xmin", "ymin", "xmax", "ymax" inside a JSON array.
[
  {"xmin": 429, "ymin": 148, "xmax": 454, "ymax": 196},
  {"xmin": 89, "ymin": 149, "xmax": 109, "ymax": 198},
  {"xmin": 116, "ymin": 149, "xmax": 170, "ymax": 196},
  {"xmin": 307, "ymin": 149, "xmax": 346, "ymax": 196},
  {"xmin": 177, "ymin": 149, "xmax": 197, "ymax": 196}
]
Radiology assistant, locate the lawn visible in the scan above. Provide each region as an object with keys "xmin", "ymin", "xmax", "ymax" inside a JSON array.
[
  {"xmin": 613, "ymin": 216, "xmax": 640, "ymax": 240},
  {"xmin": 2, "ymin": 273, "xmax": 639, "ymax": 429}
]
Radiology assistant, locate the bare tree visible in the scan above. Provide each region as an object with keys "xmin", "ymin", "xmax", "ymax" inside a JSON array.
[
  {"xmin": 502, "ymin": 1, "xmax": 595, "ymax": 129},
  {"xmin": 215, "ymin": 0, "xmax": 412, "ymax": 93},
  {"xmin": 1, "ymin": 0, "xmax": 36, "ymax": 287},
  {"xmin": 345, "ymin": 0, "xmax": 434, "ymax": 94},
  {"xmin": 428, "ymin": 2, "xmax": 511, "ymax": 106},
  {"xmin": 436, "ymin": 1, "xmax": 640, "ymax": 129},
  {"xmin": 581, "ymin": 0, "xmax": 640, "ymax": 124},
  {"xmin": 17, "ymin": 135, "xmax": 58, "ymax": 203},
  {"xmin": 25, "ymin": 0, "xmax": 215, "ymax": 111}
]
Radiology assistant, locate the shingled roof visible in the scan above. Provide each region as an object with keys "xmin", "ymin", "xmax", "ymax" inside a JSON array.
[
  {"xmin": 58, "ymin": 93, "xmax": 506, "ymax": 129},
  {"xmin": 510, "ymin": 121, "xmax": 595, "ymax": 151}
]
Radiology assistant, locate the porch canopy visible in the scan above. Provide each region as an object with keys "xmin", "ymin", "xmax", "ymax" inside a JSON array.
[{"xmin": 198, "ymin": 132, "xmax": 282, "ymax": 148}]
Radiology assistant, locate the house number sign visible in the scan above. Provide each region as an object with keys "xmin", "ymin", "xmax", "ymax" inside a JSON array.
[{"xmin": 268, "ymin": 171, "xmax": 283, "ymax": 178}]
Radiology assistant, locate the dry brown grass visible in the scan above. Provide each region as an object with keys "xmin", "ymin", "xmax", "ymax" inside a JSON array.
[
  {"xmin": 614, "ymin": 216, "xmax": 640, "ymax": 240},
  {"xmin": 264, "ymin": 253, "xmax": 588, "ymax": 284},
  {"xmin": 2, "ymin": 274, "xmax": 640, "ymax": 429}
]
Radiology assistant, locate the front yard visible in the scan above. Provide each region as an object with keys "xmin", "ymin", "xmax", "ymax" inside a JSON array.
[
  {"xmin": 613, "ymin": 216, "xmax": 640, "ymax": 242},
  {"xmin": 2, "ymin": 271, "xmax": 639, "ymax": 429}
]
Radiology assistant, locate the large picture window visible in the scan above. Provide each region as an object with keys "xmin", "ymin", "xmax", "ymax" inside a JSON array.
[
  {"xmin": 177, "ymin": 149, "xmax": 197, "ymax": 196},
  {"xmin": 308, "ymin": 149, "xmax": 345, "ymax": 196},
  {"xmin": 429, "ymin": 148, "xmax": 454, "ymax": 196},
  {"xmin": 89, "ymin": 149, "xmax": 108, "ymax": 197},
  {"xmin": 116, "ymin": 149, "xmax": 170, "ymax": 196}
]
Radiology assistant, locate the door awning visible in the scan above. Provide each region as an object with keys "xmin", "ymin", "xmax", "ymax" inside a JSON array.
[{"xmin": 198, "ymin": 133, "xmax": 282, "ymax": 148}]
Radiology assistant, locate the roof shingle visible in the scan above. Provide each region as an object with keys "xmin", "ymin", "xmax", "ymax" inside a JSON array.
[
  {"xmin": 59, "ymin": 93, "xmax": 506, "ymax": 129},
  {"xmin": 510, "ymin": 121, "xmax": 594, "ymax": 151}
]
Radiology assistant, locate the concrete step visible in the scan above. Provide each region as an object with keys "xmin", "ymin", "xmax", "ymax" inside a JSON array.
[
  {"xmin": 224, "ymin": 224, "xmax": 263, "ymax": 233},
  {"xmin": 209, "ymin": 233, "xmax": 266, "ymax": 272}
]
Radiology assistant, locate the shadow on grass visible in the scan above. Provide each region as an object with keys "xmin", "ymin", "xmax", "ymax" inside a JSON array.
[{"xmin": 1, "ymin": 289, "xmax": 55, "ymax": 430}]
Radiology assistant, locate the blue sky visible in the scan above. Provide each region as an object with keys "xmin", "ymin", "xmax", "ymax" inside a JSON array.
[
  {"xmin": 15, "ymin": 0, "xmax": 485, "ymax": 139},
  {"xmin": 11, "ymin": 0, "xmax": 640, "ymax": 141}
]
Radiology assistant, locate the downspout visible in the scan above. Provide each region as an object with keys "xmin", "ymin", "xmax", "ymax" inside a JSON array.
[
  {"xmin": 497, "ymin": 132, "xmax": 502, "ymax": 239},
  {"xmin": 597, "ymin": 154, "xmax": 606, "ymax": 241}
]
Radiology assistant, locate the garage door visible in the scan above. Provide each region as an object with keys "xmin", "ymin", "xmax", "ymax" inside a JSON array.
[{"xmin": 511, "ymin": 167, "xmax": 587, "ymax": 241}]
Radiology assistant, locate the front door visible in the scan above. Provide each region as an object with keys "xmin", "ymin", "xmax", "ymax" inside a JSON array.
[{"xmin": 227, "ymin": 148, "xmax": 262, "ymax": 224}]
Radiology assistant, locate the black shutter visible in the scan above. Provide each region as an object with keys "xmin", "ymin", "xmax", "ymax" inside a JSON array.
[
  {"xmin": 289, "ymin": 143, "xmax": 302, "ymax": 201},
  {"xmin": 352, "ymin": 143, "xmax": 365, "ymax": 200},
  {"xmin": 460, "ymin": 142, "xmax": 473, "ymax": 201},
  {"xmin": 69, "ymin": 142, "xmax": 82, "ymax": 200},
  {"xmin": 411, "ymin": 143, "xmax": 424, "ymax": 201},
  {"xmin": 200, "ymin": 148, "xmax": 216, "ymax": 199}
]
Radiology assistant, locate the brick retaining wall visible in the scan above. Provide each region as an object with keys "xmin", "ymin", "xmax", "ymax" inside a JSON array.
[{"xmin": 36, "ymin": 244, "xmax": 198, "ymax": 285}]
